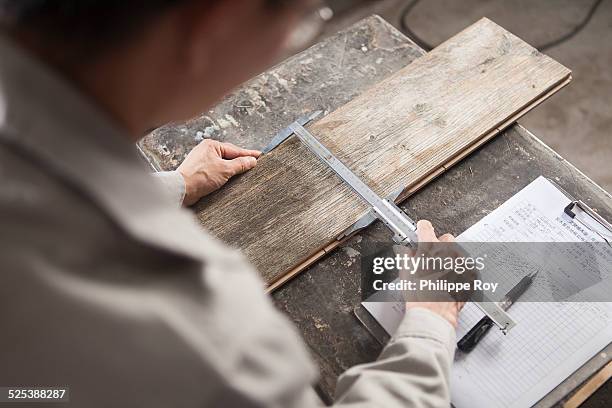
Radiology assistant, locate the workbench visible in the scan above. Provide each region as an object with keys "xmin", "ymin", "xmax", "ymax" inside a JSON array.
[{"xmin": 141, "ymin": 16, "xmax": 612, "ymax": 407}]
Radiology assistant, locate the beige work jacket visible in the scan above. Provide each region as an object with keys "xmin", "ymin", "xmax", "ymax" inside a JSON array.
[{"xmin": 0, "ymin": 36, "xmax": 456, "ymax": 407}]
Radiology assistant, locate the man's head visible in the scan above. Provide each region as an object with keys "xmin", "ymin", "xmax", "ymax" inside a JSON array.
[{"xmin": 0, "ymin": 0, "xmax": 316, "ymax": 136}]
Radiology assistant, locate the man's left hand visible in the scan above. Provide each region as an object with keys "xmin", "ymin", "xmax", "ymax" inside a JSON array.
[{"xmin": 178, "ymin": 139, "xmax": 261, "ymax": 206}]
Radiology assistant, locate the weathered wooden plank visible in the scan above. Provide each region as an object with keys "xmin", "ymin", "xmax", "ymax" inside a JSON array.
[{"xmin": 195, "ymin": 18, "xmax": 571, "ymax": 286}]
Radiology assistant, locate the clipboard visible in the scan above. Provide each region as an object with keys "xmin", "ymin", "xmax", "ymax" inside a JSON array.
[
  {"xmin": 355, "ymin": 178, "xmax": 612, "ymax": 344},
  {"xmin": 354, "ymin": 304, "xmax": 389, "ymax": 345},
  {"xmin": 354, "ymin": 177, "xmax": 612, "ymax": 407}
]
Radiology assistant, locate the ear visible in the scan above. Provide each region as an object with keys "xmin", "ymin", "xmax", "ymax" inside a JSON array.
[{"xmin": 177, "ymin": 0, "xmax": 256, "ymax": 78}]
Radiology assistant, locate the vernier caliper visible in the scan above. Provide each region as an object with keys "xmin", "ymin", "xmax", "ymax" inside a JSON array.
[{"xmin": 266, "ymin": 114, "xmax": 517, "ymax": 333}]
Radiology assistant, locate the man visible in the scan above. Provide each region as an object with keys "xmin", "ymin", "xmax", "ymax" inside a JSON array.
[{"xmin": 0, "ymin": 1, "xmax": 463, "ymax": 406}]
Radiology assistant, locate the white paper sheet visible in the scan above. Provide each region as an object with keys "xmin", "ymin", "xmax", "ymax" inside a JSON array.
[{"xmin": 362, "ymin": 176, "xmax": 612, "ymax": 408}]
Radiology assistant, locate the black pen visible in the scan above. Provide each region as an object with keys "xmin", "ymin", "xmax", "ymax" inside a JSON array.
[{"xmin": 457, "ymin": 272, "xmax": 538, "ymax": 353}]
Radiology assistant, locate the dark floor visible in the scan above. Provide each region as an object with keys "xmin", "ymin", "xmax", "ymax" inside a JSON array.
[{"xmin": 326, "ymin": 0, "xmax": 612, "ymax": 194}]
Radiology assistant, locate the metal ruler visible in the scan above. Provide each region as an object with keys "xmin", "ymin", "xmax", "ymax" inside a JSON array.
[
  {"xmin": 287, "ymin": 120, "xmax": 516, "ymax": 333},
  {"xmin": 289, "ymin": 122, "xmax": 418, "ymax": 247}
]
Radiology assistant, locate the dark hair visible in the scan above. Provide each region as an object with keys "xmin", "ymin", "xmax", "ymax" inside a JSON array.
[
  {"xmin": 0, "ymin": 1, "xmax": 184, "ymax": 55},
  {"xmin": 0, "ymin": 0, "xmax": 290, "ymax": 59}
]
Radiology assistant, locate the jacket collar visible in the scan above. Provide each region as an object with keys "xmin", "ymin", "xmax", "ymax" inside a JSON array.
[{"xmin": 0, "ymin": 35, "xmax": 210, "ymax": 261}]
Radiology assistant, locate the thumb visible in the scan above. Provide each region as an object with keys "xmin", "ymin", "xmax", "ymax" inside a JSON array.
[
  {"xmin": 224, "ymin": 156, "xmax": 257, "ymax": 176},
  {"xmin": 416, "ymin": 219, "xmax": 436, "ymax": 253}
]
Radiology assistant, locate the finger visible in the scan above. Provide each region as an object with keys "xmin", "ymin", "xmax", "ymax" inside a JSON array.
[
  {"xmin": 416, "ymin": 220, "xmax": 437, "ymax": 242},
  {"xmin": 439, "ymin": 233, "xmax": 455, "ymax": 242},
  {"xmin": 218, "ymin": 142, "xmax": 261, "ymax": 160},
  {"xmin": 224, "ymin": 156, "xmax": 257, "ymax": 176},
  {"xmin": 416, "ymin": 220, "xmax": 437, "ymax": 254}
]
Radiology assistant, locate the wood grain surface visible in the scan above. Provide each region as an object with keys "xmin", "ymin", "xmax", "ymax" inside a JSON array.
[
  {"xmin": 195, "ymin": 18, "xmax": 571, "ymax": 287},
  {"xmin": 563, "ymin": 361, "xmax": 612, "ymax": 408}
]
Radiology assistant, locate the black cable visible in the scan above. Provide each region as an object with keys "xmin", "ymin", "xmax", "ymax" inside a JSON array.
[
  {"xmin": 399, "ymin": 0, "xmax": 605, "ymax": 52},
  {"xmin": 399, "ymin": 0, "xmax": 433, "ymax": 51},
  {"xmin": 537, "ymin": 0, "xmax": 603, "ymax": 51}
]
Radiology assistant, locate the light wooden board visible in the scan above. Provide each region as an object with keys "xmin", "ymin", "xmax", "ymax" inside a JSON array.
[
  {"xmin": 563, "ymin": 361, "xmax": 612, "ymax": 408},
  {"xmin": 195, "ymin": 18, "xmax": 571, "ymax": 287}
]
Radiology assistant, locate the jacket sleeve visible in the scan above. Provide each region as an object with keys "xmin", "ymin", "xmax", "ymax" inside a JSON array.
[
  {"xmin": 331, "ymin": 307, "xmax": 457, "ymax": 408},
  {"xmin": 152, "ymin": 170, "xmax": 185, "ymax": 206}
]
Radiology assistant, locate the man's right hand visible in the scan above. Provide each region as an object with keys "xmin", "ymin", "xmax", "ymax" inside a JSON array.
[
  {"xmin": 405, "ymin": 220, "xmax": 465, "ymax": 328},
  {"xmin": 177, "ymin": 139, "xmax": 261, "ymax": 206}
]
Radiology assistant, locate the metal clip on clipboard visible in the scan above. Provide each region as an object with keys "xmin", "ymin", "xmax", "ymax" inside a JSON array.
[
  {"xmin": 550, "ymin": 178, "xmax": 612, "ymax": 246},
  {"xmin": 564, "ymin": 201, "xmax": 612, "ymax": 246}
]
